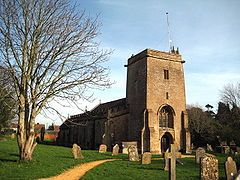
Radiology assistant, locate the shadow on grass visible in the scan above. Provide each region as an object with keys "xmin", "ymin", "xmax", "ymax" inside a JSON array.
[
  {"xmin": 57, "ymin": 155, "xmax": 73, "ymax": 159},
  {"xmin": 136, "ymin": 166, "xmax": 164, "ymax": 171},
  {"xmin": 0, "ymin": 158, "xmax": 18, "ymax": 162},
  {"xmin": 0, "ymin": 153, "xmax": 19, "ymax": 162},
  {"xmin": 10, "ymin": 153, "xmax": 19, "ymax": 157}
]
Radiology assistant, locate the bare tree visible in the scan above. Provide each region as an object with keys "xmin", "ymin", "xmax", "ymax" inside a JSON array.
[
  {"xmin": 0, "ymin": 0, "xmax": 112, "ymax": 161},
  {"xmin": 220, "ymin": 82, "xmax": 240, "ymax": 108}
]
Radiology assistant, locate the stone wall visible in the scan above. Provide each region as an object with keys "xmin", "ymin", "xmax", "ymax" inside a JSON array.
[
  {"xmin": 126, "ymin": 49, "xmax": 189, "ymax": 154},
  {"xmin": 126, "ymin": 53, "xmax": 147, "ymax": 143}
]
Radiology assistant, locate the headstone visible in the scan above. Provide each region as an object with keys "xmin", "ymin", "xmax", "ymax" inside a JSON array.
[
  {"xmin": 224, "ymin": 146, "xmax": 230, "ymax": 154},
  {"xmin": 233, "ymin": 170, "xmax": 240, "ymax": 180},
  {"xmin": 207, "ymin": 144, "xmax": 213, "ymax": 151},
  {"xmin": 164, "ymin": 144, "xmax": 181, "ymax": 180},
  {"xmin": 237, "ymin": 147, "xmax": 240, "ymax": 154},
  {"xmin": 195, "ymin": 147, "xmax": 205, "ymax": 164},
  {"xmin": 164, "ymin": 148, "xmax": 170, "ymax": 171},
  {"xmin": 200, "ymin": 155, "xmax": 218, "ymax": 180},
  {"xmin": 191, "ymin": 143, "xmax": 194, "ymax": 150},
  {"xmin": 221, "ymin": 141, "xmax": 227, "ymax": 146},
  {"xmin": 128, "ymin": 145, "xmax": 139, "ymax": 161},
  {"xmin": 225, "ymin": 157, "xmax": 237, "ymax": 180},
  {"xmin": 112, "ymin": 144, "xmax": 119, "ymax": 156},
  {"xmin": 141, "ymin": 152, "xmax": 152, "ymax": 165},
  {"xmin": 71, "ymin": 144, "xmax": 84, "ymax": 159},
  {"xmin": 99, "ymin": 144, "xmax": 107, "ymax": 153},
  {"xmin": 230, "ymin": 140, "xmax": 236, "ymax": 146},
  {"xmin": 11, "ymin": 133, "xmax": 15, "ymax": 139},
  {"xmin": 122, "ymin": 141, "xmax": 137, "ymax": 154}
]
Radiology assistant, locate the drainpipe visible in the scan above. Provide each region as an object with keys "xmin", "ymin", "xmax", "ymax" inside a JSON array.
[{"xmin": 141, "ymin": 109, "xmax": 147, "ymax": 154}]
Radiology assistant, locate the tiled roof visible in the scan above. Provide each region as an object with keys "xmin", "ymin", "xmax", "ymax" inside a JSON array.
[{"xmin": 61, "ymin": 98, "xmax": 127, "ymax": 128}]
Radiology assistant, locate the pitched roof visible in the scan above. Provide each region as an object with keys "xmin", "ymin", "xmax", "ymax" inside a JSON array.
[{"xmin": 61, "ymin": 98, "xmax": 127, "ymax": 128}]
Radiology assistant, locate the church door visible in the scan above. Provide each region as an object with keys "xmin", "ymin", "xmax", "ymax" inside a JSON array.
[{"xmin": 161, "ymin": 132, "xmax": 173, "ymax": 153}]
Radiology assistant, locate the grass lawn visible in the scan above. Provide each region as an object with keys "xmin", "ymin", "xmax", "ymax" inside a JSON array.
[
  {"xmin": 81, "ymin": 152, "xmax": 228, "ymax": 179},
  {"xmin": 0, "ymin": 138, "xmax": 227, "ymax": 180},
  {"xmin": 82, "ymin": 158, "xmax": 197, "ymax": 180},
  {"xmin": 0, "ymin": 138, "xmax": 125, "ymax": 180}
]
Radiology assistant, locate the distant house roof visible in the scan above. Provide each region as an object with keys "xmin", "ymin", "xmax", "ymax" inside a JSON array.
[
  {"xmin": 34, "ymin": 123, "xmax": 45, "ymax": 131},
  {"xmin": 53, "ymin": 125, "xmax": 60, "ymax": 132},
  {"xmin": 61, "ymin": 98, "xmax": 127, "ymax": 128}
]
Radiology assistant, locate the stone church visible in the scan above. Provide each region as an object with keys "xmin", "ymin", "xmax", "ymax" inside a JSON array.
[{"xmin": 57, "ymin": 48, "xmax": 191, "ymax": 154}]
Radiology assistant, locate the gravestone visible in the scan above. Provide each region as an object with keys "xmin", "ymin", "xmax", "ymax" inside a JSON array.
[
  {"xmin": 233, "ymin": 170, "xmax": 240, "ymax": 180},
  {"xmin": 200, "ymin": 155, "xmax": 218, "ymax": 180},
  {"xmin": 112, "ymin": 144, "xmax": 119, "ymax": 156},
  {"xmin": 71, "ymin": 144, "xmax": 84, "ymax": 159},
  {"xmin": 99, "ymin": 144, "xmax": 107, "ymax": 153},
  {"xmin": 191, "ymin": 143, "xmax": 194, "ymax": 150},
  {"xmin": 224, "ymin": 146, "xmax": 230, "ymax": 154},
  {"xmin": 141, "ymin": 152, "xmax": 152, "ymax": 165},
  {"xmin": 128, "ymin": 145, "xmax": 139, "ymax": 161},
  {"xmin": 164, "ymin": 148, "xmax": 170, "ymax": 171},
  {"xmin": 207, "ymin": 144, "xmax": 213, "ymax": 151},
  {"xmin": 164, "ymin": 144, "xmax": 181, "ymax": 180},
  {"xmin": 237, "ymin": 147, "xmax": 240, "ymax": 154},
  {"xmin": 225, "ymin": 157, "xmax": 237, "ymax": 180},
  {"xmin": 195, "ymin": 147, "xmax": 205, "ymax": 164},
  {"xmin": 230, "ymin": 140, "xmax": 236, "ymax": 147},
  {"xmin": 122, "ymin": 141, "xmax": 137, "ymax": 154},
  {"xmin": 11, "ymin": 133, "xmax": 15, "ymax": 139}
]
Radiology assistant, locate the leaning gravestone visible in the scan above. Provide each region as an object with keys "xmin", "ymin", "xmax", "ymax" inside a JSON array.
[
  {"xmin": 164, "ymin": 144, "xmax": 181, "ymax": 180},
  {"xmin": 200, "ymin": 155, "xmax": 218, "ymax": 180},
  {"xmin": 225, "ymin": 157, "xmax": 237, "ymax": 180},
  {"xmin": 195, "ymin": 147, "xmax": 206, "ymax": 164},
  {"xmin": 99, "ymin": 144, "xmax": 107, "ymax": 153},
  {"xmin": 141, "ymin": 152, "xmax": 152, "ymax": 165},
  {"xmin": 112, "ymin": 144, "xmax": 120, "ymax": 156},
  {"xmin": 72, "ymin": 144, "xmax": 84, "ymax": 159},
  {"xmin": 128, "ymin": 145, "xmax": 139, "ymax": 161},
  {"xmin": 207, "ymin": 144, "xmax": 213, "ymax": 152}
]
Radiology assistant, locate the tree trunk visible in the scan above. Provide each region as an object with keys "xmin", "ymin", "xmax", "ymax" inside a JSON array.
[
  {"xmin": 18, "ymin": 132, "xmax": 37, "ymax": 161},
  {"xmin": 17, "ymin": 101, "xmax": 38, "ymax": 161}
]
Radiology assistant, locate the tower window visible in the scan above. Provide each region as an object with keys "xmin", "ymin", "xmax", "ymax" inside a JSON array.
[
  {"xmin": 166, "ymin": 92, "xmax": 169, "ymax": 99},
  {"xmin": 164, "ymin": 70, "xmax": 169, "ymax": 79},
  {"xmin": 159, "ymin": 106, "xmax": 174, "ymax": 128}
]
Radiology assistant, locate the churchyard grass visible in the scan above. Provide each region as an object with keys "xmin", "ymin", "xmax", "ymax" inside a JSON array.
[
  {"xmin": 0, "ymin": 139, "xmax": 228, "ymax": 179},
  {"xmin": 82, "ymin": 158, "xmax": 197, "ymax": 179},
  {"xmin": 82, "ymin": 154, "xmax": 227, "ymax": 180},
  {"xmin": 0, "ymin": 139, "xmax": 126, "ymax": 180}
]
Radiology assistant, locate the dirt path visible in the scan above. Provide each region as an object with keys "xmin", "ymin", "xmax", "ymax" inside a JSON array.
[
  {"xmin": 39, "ymin": 159, "xmax": 118, "ymax": 180},
  {"xmin": 39, "ymin": 155, "xmax": 194, "ymax": 180}
]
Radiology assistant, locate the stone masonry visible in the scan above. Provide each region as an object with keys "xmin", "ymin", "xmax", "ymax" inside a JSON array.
[{"xmin": 58, "ymin": 48, "xmax": 190, "ymax": 155}]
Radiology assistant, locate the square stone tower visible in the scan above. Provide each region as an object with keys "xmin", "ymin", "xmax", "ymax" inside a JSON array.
[{"xmin": 126, "ymin": 48, "xmax": 190, "ymax": 154}]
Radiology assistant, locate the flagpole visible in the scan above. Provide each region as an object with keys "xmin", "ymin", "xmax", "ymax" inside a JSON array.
[{"xmin": 166, "ymin": 12, "xmax": 172, "ymax": 52}]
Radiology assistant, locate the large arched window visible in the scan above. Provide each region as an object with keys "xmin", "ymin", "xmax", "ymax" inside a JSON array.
[{"xmin": 159, "ymin": 106, "xmax": 174, "ymax": 128}]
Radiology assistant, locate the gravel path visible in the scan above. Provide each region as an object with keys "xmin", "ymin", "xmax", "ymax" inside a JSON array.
[{"xmin": 39, "ymin": 159, "xmax": 118, "ymax": 180}]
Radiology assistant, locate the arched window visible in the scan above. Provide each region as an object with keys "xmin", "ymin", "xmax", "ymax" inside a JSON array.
[{"xmin": 159, "ymin": 106, "xmax": 174, "ymax": 128}]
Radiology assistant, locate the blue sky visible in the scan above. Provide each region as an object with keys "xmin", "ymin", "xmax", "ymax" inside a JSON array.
[{"xmin": 38, "ymin": 0, "xmax": 240, "ymax": 125}]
